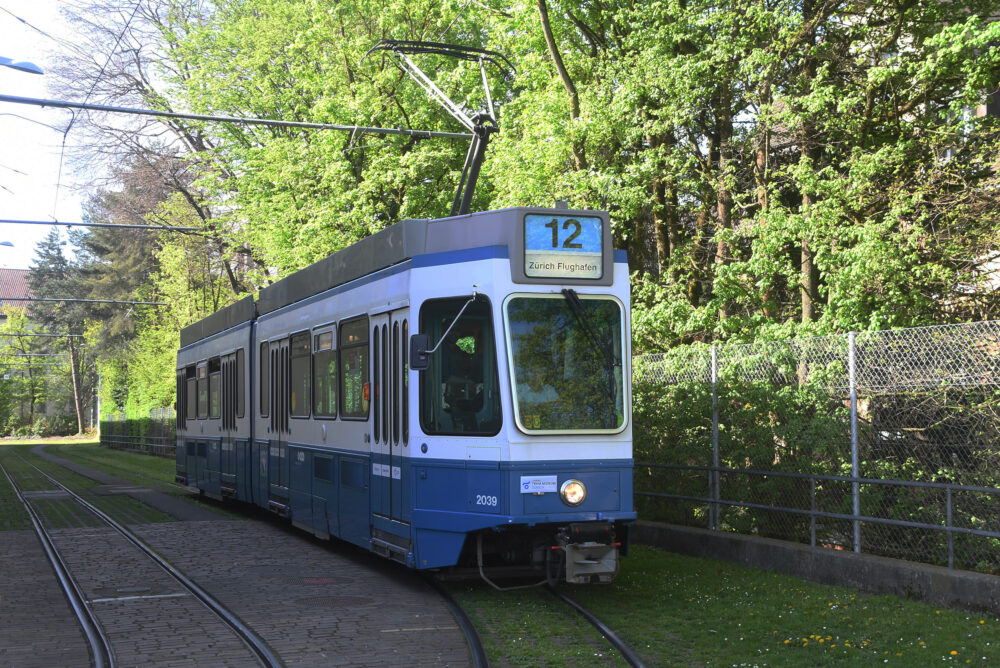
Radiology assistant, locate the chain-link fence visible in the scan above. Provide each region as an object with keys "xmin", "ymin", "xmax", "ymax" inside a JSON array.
[
  {"xmin": 633, "ymin": 321, "xmax": 1000, "ymax": 573},
  {"xmin": 100, "ymin": 407, "xmax": 176, "ymax": 458}
]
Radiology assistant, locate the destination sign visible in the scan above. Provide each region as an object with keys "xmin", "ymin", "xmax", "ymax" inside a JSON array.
[{"xmin": 524, "ymin": 214, "xmax": 603, "ymax": 280}]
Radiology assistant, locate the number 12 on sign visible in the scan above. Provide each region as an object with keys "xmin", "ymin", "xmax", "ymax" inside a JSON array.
[{"xmin": 524, "ymin": 214, "xmax": 603, "ymax": 280}]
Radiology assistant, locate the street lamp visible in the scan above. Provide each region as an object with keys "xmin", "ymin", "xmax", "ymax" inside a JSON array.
[{"xmin": 0, "ymin": 57, "xmax": 43, "ymax": 76}]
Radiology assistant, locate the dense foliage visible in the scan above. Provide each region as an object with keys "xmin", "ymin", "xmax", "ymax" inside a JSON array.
[{"xmin": 25, "ymin": 0, "xmax": 1000, "ymax": 425}]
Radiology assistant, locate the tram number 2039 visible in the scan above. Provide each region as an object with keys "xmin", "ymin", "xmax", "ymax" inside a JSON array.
[{"xmin": 475, "ymin": 494, "xmax": 499, "ymax": 507}]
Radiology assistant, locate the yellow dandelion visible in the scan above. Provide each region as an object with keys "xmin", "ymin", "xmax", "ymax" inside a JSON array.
[
  {"xmin": 980, "ymin": 620, "xmax": 985, "ymax": 624},
  {"xmin": 951, "ymin": 650, "xmax": 958, "ymax": 656}
]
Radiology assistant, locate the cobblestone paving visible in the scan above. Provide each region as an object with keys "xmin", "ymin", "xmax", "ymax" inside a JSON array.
[
  {"xmin": 0, "ymin": 532, "xmax": 91, "ymax": 668},
  {"xmin": 135, "ymin": 520, "xmax": 471, "ymax": 667},
  {"xmin": 50, "ymin": 526, "xmax": 258, "ymax": 666}
]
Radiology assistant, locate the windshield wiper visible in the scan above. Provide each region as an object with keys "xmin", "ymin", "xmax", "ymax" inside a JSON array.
[{"xmin": 560, "ymin": 289, "xmax": 620, "ymax": 408}]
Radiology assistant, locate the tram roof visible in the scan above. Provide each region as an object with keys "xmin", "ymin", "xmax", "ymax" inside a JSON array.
[
  {"xmin": 180, "ymin": 207, "xmax": 609, "ymax": 347},
  {"xmin": 179, "ymin": 295, "xmax": 255, "ymax": 348}
]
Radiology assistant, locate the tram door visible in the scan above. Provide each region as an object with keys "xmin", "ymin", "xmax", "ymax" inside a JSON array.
[
  {"xmin": 371, "ymin": 309, "xmax": 409, "ymax": 523},
  {"xmin": 268, "ymin": 339, "xmax": 290, "ymax": 511},
  {"xmin": 219, "ymin": 350, "xmax": 239, "ymax": 497}
]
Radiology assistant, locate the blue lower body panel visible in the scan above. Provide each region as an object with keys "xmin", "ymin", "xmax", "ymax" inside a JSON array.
[{"xmin": 182, "ymin": 443, "xmax": 634, "ymax": 573}]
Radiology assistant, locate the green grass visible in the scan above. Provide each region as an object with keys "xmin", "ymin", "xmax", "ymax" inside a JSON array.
[
  {"xmin": 568, "ymin": 545, "xmax": 998, "ymax": 665},
  {"xmin": 447, "ymin": 546, "xmax": 999, "ymax": 666},
  {"xmin": 447, "ymin": 583, "xmax": 628, "ymax": 666},
  {"xmin": 43, "ymin": 442, "xmax": 181, "ymax": 489},
  {"xmin": 40, "ymin": 442, "xmax": 241, "ymax": 519},
  {"xmin": 0, "ymin": 450, "xmax": 30, "ymax": 531},
  {"xmin": 0, "ymin": 442, "xmax": 179, "ymax": 527}
]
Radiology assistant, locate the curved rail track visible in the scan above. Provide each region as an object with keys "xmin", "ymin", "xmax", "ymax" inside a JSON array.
[
  {"xmin": 1, "ymin": 457, "xmax": 283, "ymax": 668},
  {"xmin": 547, "ymin": 586, "xmax": 647, "ymax": 668},
  {"xmin": 425, "ymin": 575, "xmax": 490, "ymax": 668}
]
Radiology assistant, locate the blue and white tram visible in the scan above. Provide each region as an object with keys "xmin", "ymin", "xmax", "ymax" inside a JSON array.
[{"xmin": 175, "ymin": 207, "xmax": 635, "ymax": 583}]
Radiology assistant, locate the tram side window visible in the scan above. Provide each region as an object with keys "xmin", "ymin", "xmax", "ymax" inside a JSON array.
[
  {"xmin": 402, "ymin": 319, "xmax": 408, "ymax": 444},
  {"xmin": 419, "ymin": 297, "xmax": 501, "ymax": 436},
  {"xmin": 208, "ymin": 357, "xmax": 221, "ymax": 419},
  {"xmin": 290, "ymin": 331, "xmax": 310, "ymax": 417},
  {"xmin": 236, "ymin": 348, "xmax": 245, "ymax": 418},
  {"xmin": 259, "ymin": 341, "xmax": 269, "ymax": 416},
  {"xmin": 197, "ymin": 365, "xmax": 208, "ymax": 418},
  {"xmin": 340, "ymin": 317, "xmax": 369, "ymax": 419},
  {"xmin": 314, "ymin": 330, "xmax": 336, "ymax": 418},
  {"xmin": 176, "ymin": 371, "xmax": 185, "ymax": 422},
  {"xmin": 185, "ymin": 366, "xmax": 197, "ymax": 420}
]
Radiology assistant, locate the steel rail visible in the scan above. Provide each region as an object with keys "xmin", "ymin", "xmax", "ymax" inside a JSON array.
[
  {"xmin": 424, "ymin": 576, "xmax": 489, "ymax": 668},
  {"xmin": 26, "ymin": 461, "xmax": 283, "ymax": 668},
  {"xmin": 0, "ymin": 461, "xmax": 114, "ymax": 668},
  {"xmin": 547, "ymin": 585, "xmax": 647, "ymax": 668}
]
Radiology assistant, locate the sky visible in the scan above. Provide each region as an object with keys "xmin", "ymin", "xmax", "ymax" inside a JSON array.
[{"xmin": 0, "ymin": 1, "xmax": 85, "ymax": 270}]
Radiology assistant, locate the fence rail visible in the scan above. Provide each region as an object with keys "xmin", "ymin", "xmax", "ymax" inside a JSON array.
[{"xmin": 634, "ymin": 320, "xmax": 1000, "ymax": 574}]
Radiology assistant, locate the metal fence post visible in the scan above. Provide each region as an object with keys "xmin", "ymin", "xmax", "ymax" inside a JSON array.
[
  {"xmin": 947, "ymin": 486, "xmax": 954, "ymax": 569},
  {"xmin": 711, "ymin": 344, "xmax": 720, "ymax": 531},
  {"xmin": 849, "ymin": 331, "xmax": 860, "ymax": 553}
]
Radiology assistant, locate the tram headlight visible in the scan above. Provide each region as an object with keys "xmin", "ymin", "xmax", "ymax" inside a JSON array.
[{"xmin": 559, "ymin": 479, "xmax": 587, "ymax": 507}]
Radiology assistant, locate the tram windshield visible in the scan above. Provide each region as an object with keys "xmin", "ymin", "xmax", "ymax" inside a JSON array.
[
  {"xmin": 419, "ymin": 297, "xmax": 502, "ymax": 436},
  {"xmin": 506, "ymin": 294, "xmax": 625, "ymax": 433}
]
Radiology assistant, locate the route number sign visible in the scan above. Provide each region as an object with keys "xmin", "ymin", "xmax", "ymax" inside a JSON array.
[{"xmin": 524, "ymin": 214, "xmax": 603, "ymax": 280}]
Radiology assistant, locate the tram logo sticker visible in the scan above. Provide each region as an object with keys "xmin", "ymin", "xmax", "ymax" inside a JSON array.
[
  {"xmin": 524, "ymin": 214, "xmax": 603, "ymax": 279},
  {"xmin": 520, "ymin": 475, "xmax": 558, "ymax": 493}
]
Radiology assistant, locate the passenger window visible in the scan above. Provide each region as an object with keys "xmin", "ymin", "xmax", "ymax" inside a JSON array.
[
  {"xmin": 236, "ymin": 348, "xmax": 245, "ymax": 418},
  {"xmin": 402, "ymin": 319, "xmax": 408, "ymax": 444},
  {"xmin": 209, "ymin": 357, "xmax": 221, "ymax": 419},
  {"xmin": 176, "ymin": 371, "xmax": 185, "ymax": 423},
  {"xmin": 340, "ymin": 317, "xmax": 369, "ymax": 419},
  {"xmin": 259, "ymin": 341, "xmax": 269, "ymax": 416},
  {"xmin": 290, "ymin": 332, "xmax": 310, "ymax": 417},
  {"xmin": 373, "ymin": 326, "xmax": 380, "ymax": 441},
  {"xmin": 197, "ymin": 365, "xmax": 208, "ymax": 418},
  {"xmin": 392, "ymin": 321, "xmax": 400, "ymax": 445},
  {"xmin": 185, "ymin": 366, "xmax": 197, "ymax": 420},
  {"xmin": 314, "ymin": 330, "xmax": 337, "ymax": 418},
  {"xmin": 419, "ymin": 298, "xmax": 501, "ymax": 435}
]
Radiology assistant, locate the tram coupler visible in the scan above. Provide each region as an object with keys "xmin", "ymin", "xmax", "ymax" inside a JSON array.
[{"xmin": 556, "ymin": 524, "xmax": 619, "ymax": 584}]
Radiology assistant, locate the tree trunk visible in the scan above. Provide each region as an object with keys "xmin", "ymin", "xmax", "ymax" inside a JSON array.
[
  {"xmin": 800, "ymin": 0, "xmax": 821, "ymax": 324},
  {"xmin": 649, "ymin": 133, "xmax": 680, "ymax": 277},
  {"xmin": 538, "ymin": 0, "xmax": 587, "ymax": 170}
]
